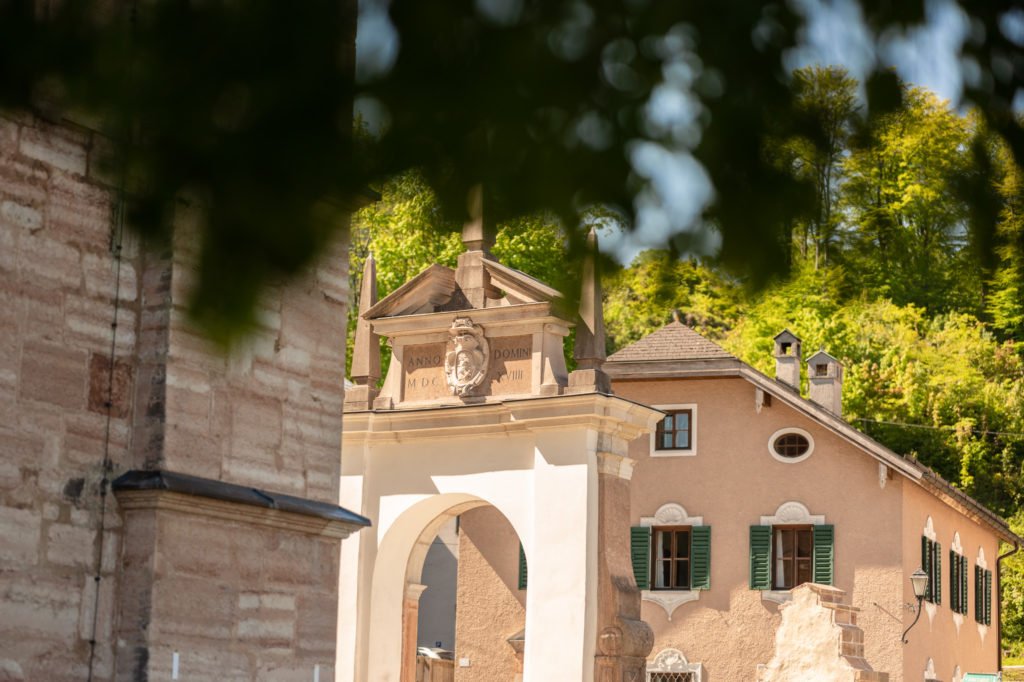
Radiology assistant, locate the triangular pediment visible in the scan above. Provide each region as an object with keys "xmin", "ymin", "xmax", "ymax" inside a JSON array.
[
  {"xmin": 364, "ymin": 264, "xmax": 457, "ymax": 319},
  {"xmin": 482, "ymin": 260, "xmax": 562, "ymax": 304}
]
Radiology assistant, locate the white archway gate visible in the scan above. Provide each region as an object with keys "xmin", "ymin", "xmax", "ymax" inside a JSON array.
[
  {"xmin": 339, "ymin": 394, "xmax": 659, "ymax": 682},
  {"xmin": 338, "ymin": 230, "xmax": 660, "ymax": 681}
]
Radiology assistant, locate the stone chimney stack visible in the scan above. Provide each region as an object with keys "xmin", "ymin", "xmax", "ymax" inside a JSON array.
[
  {"xmin": 807, "ymin": 349, "xmax": 843, "ymax": 417},
  {"xmin": 773, "ymin": 330, "xmax": 802, "ymax": 390}
]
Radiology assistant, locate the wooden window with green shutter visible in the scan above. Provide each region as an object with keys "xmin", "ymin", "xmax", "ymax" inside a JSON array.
[
  {"xmin": 518, "ymin": 543, "xmax": 527, "ymax": 590},
  {"xmin": 631, "ymin": 525, "xmax": 711, "ymax": 591},
  {"xmin": 951, "ymin": 553, "xmax": 968, "ymax": 615},
  {"xmin": 922, "ymin": 537, "xmax": 942, "ymax": 605},
  {"xmin": 812, "ymin": 525, "xmax": 834, "ymax": 586},
  {"xmin": 631, "ymin": 526, "xmax": 651, "ymax": 590},
  {"xmin": 750, "ymin": 525, "xmax": 772, "ymax": 590}
]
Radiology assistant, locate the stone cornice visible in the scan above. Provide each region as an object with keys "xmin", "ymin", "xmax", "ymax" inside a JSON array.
[
  {"xmin": 112, "ymin": 469, "xmax": 370, "ymax": 539},
  {"xmin": 115, "ymin": 489, "xmax": 363, "ymax": 539},
  {"xmin": 343, "ymin": 393, "xmax": 662, "ymax": 447}
]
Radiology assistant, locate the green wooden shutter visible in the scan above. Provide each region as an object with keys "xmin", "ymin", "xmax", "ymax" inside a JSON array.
[
  {"xmin": 933, "ymin": 541, "xmax": 942, "ymax": 606},
  {"xmin": 960, "ymin": 555, "xmax": 968, "ymax": 615},
  {"xmin": 691, "ymin": 526, "xmax": 711, "ymax": 590},
  {"xmin": 750, "ymin": 525, "xmax": 772, "ymax": 590},
  {"xmin": 630, "ymin": 526, "xmax": 651, "ymax": 591},
  {"xmin": 518, "ymin": 543, "xmax": 527, "ymax": 590},
  {"xmin": 922, "ymin": 537, "xmax": 933, "ymax": 602},
  {"xmin": 984, "ymin": 569, "xmax": 992, "ymax": 625},
  {"xmin": 812, "ymin": 525, "xmax": 835, "ymax": 585},
  {"xmin": 975, "ymin": 565, "xmax": 984, "ymax": 622},
  {"xmin": 949, "ymin": 549, "xmax": 959, "ymax": 613}
]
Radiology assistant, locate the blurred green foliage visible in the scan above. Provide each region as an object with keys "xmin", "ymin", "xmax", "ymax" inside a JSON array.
[{"xmin": 3, "ymin": 0, "xmax": 1023, "ymax": 342}]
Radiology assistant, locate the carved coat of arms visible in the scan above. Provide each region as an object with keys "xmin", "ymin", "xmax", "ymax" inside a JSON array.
[{"xmin": 445, "ymin": 317, "xmax": 489, "ymax": 397}]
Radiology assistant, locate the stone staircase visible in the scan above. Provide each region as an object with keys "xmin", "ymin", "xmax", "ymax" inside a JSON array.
[{"xmin": 758, "ymin": 584, "xmax": 889, "ymax": 682}]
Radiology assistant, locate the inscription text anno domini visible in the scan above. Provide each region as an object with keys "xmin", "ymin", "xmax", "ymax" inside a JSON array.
[
  {"xmin": 486, "ymin": 335, "xmax": 533, "ymax": 395},
  {"xmin": 403, "ymin": 342, "xmax": 446, "ymax": 401}
]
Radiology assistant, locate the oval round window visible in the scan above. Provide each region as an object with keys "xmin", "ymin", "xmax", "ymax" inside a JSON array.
[{"xmin": 768, "ymin": 428, "xmax": 814, "ymax": 462}]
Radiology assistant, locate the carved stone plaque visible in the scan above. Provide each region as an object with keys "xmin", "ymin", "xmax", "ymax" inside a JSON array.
[
  {"xmin": 486, "ymin": 334, "xmax": 533, "ymax": 395},
  {"xmin": 403, "ymin": 342, "xmax": 446, "ymax": 402}
]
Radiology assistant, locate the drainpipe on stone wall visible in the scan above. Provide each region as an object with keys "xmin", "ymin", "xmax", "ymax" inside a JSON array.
[{"xmin": 998, "ymin": 541, "xmax": 1020, "ymax": 673}]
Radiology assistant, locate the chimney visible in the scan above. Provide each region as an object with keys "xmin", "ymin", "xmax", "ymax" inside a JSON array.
[
  {"xmin": 773, "ymin": 330, "xmax": 802, "ymax": 389},
  {"xmin": 807, "ymin": 349, "xmax": 843, "ymax": 417}
]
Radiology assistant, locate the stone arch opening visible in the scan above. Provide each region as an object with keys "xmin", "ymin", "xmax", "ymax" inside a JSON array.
[{"xmin": 365, "ymin": 492, "xmax": 529, "ymax": 682}]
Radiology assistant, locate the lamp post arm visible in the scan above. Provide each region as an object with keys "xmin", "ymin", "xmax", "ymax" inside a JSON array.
[{"xmin": 901, "ymin": 596, "xmax": 924, "ymax": 644}]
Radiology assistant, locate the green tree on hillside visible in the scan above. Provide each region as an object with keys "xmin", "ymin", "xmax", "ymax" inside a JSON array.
[
  {"xmin": 770, "ymin": 67, "xmax": 860, "ymax": 269},
  {"xmin": 603, "ymin": 250, "xmax": 742, "ymax": 351},
  {"xmin": 988, "ymin": 146, "xmax": 1024, "ymax": 341},
  {"xmin": 840, "ymin": 86, "xmax": 979, "ymax": 313}
]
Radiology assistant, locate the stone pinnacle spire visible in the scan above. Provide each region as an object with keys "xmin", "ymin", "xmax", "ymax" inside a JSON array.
[
  {"xmin": 461, "ymin": 184, "xmax": 494, "ymax": 254},
  {"xmin": 573, "ymin": 227, "xmax": 606, "ymax": 370},
  {"xmin": 456, "ymin": 184, "xmax": 498, "ymax": 308},
  {"xmin": 350, "ymin": 252, "xmax": 380, "ymax": 386},
  {"xmin": 567, "ymin": 227, "xmax": 611, "ymax": 394}
]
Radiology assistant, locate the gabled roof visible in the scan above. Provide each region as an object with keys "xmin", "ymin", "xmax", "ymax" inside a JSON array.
[
  {"xmin": 606, "ymin": 321, "xmax": 735, "ymax": 363},
  {"xmin": 807, "ymin": 349, "xmax": 840, "ymax": 365},
  {"xmin": 605, "ymin": 323, "xmax": 1021, "ymax": 545}
]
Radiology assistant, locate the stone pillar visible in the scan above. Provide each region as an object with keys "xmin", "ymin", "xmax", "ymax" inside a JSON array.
[{"xmin": 593, "ymin": 456, "xmax": 653, "ymax": 682}]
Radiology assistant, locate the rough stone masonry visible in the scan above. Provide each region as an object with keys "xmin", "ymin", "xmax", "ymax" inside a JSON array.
[{"xmin": 0, "ymin": 107, "xmax": 367, "ymax": 681}]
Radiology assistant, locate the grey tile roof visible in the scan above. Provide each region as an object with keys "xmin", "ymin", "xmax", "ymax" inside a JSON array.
[{"xmin": 607, "ymin": 321, "xmax": 735, "ymax": 362}]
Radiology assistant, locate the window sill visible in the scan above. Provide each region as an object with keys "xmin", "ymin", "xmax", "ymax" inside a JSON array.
[
  {"xmin": 642, "ymin": 589, "xmax": 699, "ymax": 620},
  {"xmin": 650, "ymin": 449, "xmax": 697, "ymax": 458},
  {"xmin": 760, "ymin": 590, "xmax": 793, "ymax": 605}
]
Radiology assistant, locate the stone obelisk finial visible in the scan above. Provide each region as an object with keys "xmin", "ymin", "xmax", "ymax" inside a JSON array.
[
  {"xmin": 574, "ymin": 227, "xmax": 606, "ymax": 369},
  {"xmin": 461, "ymin": 184, "xmax": 494, "ymax": 254},
  {"xmin": 567, "ymin": 227, "xmax": 611, "ymax": 394},
  {"xmin": 345, "ymin": 253, "xmax": 380, "ymax": 410},
  {"xmin": 455, "ymin": 184, "xmax": 498, "ymax": 309}
]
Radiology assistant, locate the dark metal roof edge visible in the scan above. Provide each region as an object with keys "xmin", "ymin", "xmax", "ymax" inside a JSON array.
[{"xmin": 112, "ymin": 469, "xmax": 371, "ymax": 528}]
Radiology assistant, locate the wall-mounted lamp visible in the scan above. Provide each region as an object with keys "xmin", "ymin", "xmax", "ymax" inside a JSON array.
[{"xmin": 901, "ymin": 568, "xmax": 930, "ymax": 644}]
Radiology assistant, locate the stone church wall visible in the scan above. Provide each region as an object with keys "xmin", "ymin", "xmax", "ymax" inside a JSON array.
[{"xmin": 0, "ymin": 109, "xmax": 351, "ymax": 680}]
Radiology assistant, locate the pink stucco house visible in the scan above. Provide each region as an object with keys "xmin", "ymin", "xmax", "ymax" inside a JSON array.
[
  {"xmin": 448, "ymin": 320, "xmax": 1019, "ymax": 682},
  {"xmin": 600, "ymin": 321, "xmax": 1019, "ymax": 682}
]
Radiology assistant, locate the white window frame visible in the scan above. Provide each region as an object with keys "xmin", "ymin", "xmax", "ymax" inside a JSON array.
[
  {"xmin": 640, "ymin": 504, "xmax": 703, "ymax": 618},
  {"xmin": 650, "ymin": 404, "xmax": 698, "ymax": 457},
  {"xmin": 647, "ymin": 648, "xmax": 702, "ymax": 682},
  {"xmin": 768, "ymin": 426, "xmax": 815, "ymax": 464}
]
